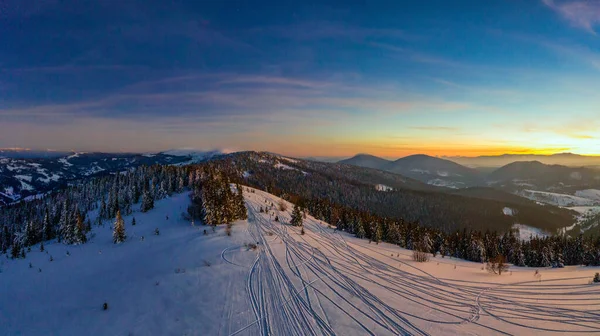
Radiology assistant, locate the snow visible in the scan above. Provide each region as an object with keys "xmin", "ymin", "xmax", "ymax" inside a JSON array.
[
  {"xmin": 58, "ymin": 157, "xmax": 73, "ymax": 167},
  {"xmin": 14, "ymin": 174, "xmax": 32, "ymax": 182},
  {"xmin": 517, "ymin": 189, "xmax": 597, "ymax": 207},
  {"xmin": 36, "ymin": 168, "xmax": 61, "ymax": 183},
  {"xmin": 503, "ymin": 207, "xmax": 515, "ymax": 216},
  {"xmin": 82, "ymin": 164, "xmax": 105, "ymax": 176},
  {"xmin": 19, "ymin": 180, "xmax": 34, "ymax": 191},
  {"xmin": 567, "ymin": 206, "xmax": 600, "ymax": 215},
  {"xmin": 576, "ymin": 189, "xmax": 600, "ymax": 202},
  {"xmin": 2, "ymin": 186, "xmax": 15, "ymax": 196},
  {"xmin": 274, "ymin": 162, "xmax": 295, "ymax": 170},
  {"xmin": 242, "ymin": 171, "xmax": 251, "ymax": 178},
  {"xmin": 427, "ymin": 178, "xmax": 463, "ymax": 189},
  {"xmin": 569, "ymin": 171, "xmax": 582, "ymax": 180},
  {"xmin": 512, "ymin": 223, "xmax": 551, "ymax": 240},
  {"xmin": 375, "ymin": 184, "xmax": 393, "ymax": 192},
  {"xmin": 2, "ymin": 188, "xmax": 600, "ymax": 335}
]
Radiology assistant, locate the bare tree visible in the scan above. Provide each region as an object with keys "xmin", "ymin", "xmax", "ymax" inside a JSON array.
[
  {"xmin": 412, "ymin": 241, "xmax": 430, "ymax": 262},
  {"xmin": 486, "ymin": 255, "xmax": 509, "ymax": 275}
]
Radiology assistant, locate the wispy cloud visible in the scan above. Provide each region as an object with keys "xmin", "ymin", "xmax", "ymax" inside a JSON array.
[
  {"xmin": 370, "ymin": 43, "xmax": 467, "ymax": 69},
  {"xmin": 543, "ymin": 0, "xmax": 600, "ymax": 34},
  {"xmin": 409, "ymin": 126, "xmax": 460, "ymax": 131}
]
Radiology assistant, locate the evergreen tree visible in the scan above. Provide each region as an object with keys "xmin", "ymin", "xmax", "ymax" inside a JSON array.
[
  {"xmin": 59, "ymin": 199, "xmax": 75, "ymax": 244},
  {"xmin": 141, "ymin": 189, "xmax": 154, "ymax": 213},
  {"xmin": 374, "ymin": 223, "xmax": 383, "ymax": 244},
  {"xmin": 74, "ymin": 211, "xmax": 87, "ymax": 244},
  {"xmin": 356, "ymin": 220, "xmax": 366, "ymax": 239},
  {"xmin": 290, "ymin": 204, "xmax": 303, "ymax": 227},
  {"xmin": 113, "ymin": 210, "xmax": 126, "ymax": 244}
]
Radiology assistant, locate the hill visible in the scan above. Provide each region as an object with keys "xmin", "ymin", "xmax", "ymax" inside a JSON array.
[
  {"xmin": 0, "ymin": 151, "xmax": 225, "ymax": 206},
  {"xmin": 212, "ymin": 152, "xmax": 576, "ymax": 233},
  {"xmin": 339, "ymin": 154, "xmax": 482, "ymax": 188},
  {"xmin": 385, "ymin": 154, "xmax": 483, "ymax": 188},
  {"xmin": 447, "ymin": 153, "xmax": 600, "ymax": 168},
  {"xmin": 2, "ymin": 186, "xmax": 599, "ymax": 335},
  {"xmin": 488, "ymin": 161, "xmax": 600, "ymax": 192},
  {"xmin": 338, "ymin": 154, "xmax": 391, "ymax": 170}
]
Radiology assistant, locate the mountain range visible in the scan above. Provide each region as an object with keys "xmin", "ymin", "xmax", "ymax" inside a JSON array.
[
  {"xmin": 0, "ymin": 150, "xmax": 224, "ymax": 206},
  {"xmin": 445, "ymin": 153, "xmax": 600, "ymax": 168},
  {"xmin": 339, "ymin": 154, "xmax": 600, "ymax": 192}
]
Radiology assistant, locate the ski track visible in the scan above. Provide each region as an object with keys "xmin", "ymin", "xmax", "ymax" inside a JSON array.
[{"xmin": 229, "ymin": 188, "xmax": 600, "ymax": 335}]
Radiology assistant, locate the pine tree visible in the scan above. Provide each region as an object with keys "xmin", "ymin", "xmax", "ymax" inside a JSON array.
[
  {"xmin": 374, "ymin": 223, "xmax": 383, "ymax": 244},
  {"xmin": 113, "ymin": 210, "xmax": 126, "ymax": 244},
  {"xmin": 356, "ymin": 221, "xmax": 366, "ymax": 239},
  {"xmin": 132, "ymin": 217, "xmax": 136, "ymax": 226},
  {"xmin": 59, "ymin": 199, "xmax": 75, "ymax": 244},
  {"xmin": 42, "ymin": 210, "xmax": 53, "ymax": 241},
  {"xmin": 141, "ymin": 189, "xmax": 154, "ymax": 213},
  {"xmin": 74, "ymin": 211, "xmax": 87, "ymax": 244},
  {"xmin": 290, "ymin": 204, "xmax": 303, "ymax": 227}
]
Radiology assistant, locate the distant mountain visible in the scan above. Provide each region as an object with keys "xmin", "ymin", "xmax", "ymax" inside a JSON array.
[
  {"xmin": 488, "ymin": 161, "xmax": 600, "ymax": 191},
  {"xmin": 212, "ymin": 151, "xmax": 576, "ymax": 233},
  {"xmin": 338, "ymin": 154, "xmax": 391, "ymax": 170},
  {"xmin": 0, "ymin": 151, "xmax": 227, "ymax": 206},
  {"xmin": 0, "ymin": 149, "xmax": 71, "ymax": 159},
  {"xmin": 386, "ymin": 154, "xmax": 483, "ymax": 188},
  {"xmin": 447, "ymin": 153, "xmax": 600, "ymax": 168},
  {"xmin": 159, "ymin": 149, "xmax": 228, "ymax": 165},
  {"xmin": 339, "ymin": 154, "xmax": 482, "ymax": 188}
]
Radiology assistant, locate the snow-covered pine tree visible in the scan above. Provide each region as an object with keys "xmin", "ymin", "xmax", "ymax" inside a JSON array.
[
  {"xmin": 141, "ymin": 189, "xmax": 154, "ymax": 213},
  {"xmin": 290, "ymin": 204, "xmax": 303, "ymax": 227},
  {"xmin": 42, "ymin": 210, "xmax": 53, "ymax": 241},
  {"xmin": 59, "ymin": 199, "xmax": 75, "ymax": 244},
  {"xmin": 374, "ymin": 223, "xmax": 383, "ymax": 244},
  {"xmin": 356, "ymin": 220, "xmax": 366, "ymax": 239},
  {"xmin": 235, "ymin": 184, "xmax": 247, "ymax": 220},
  {"xmin": 422, "ymin": 232, "xmax": 432, "ymax": 255},
  {"xmin": 74, "ymin": 210, "xmax": 87, "ymax": 244},
  {"xmin": 113, "ymin": 210, "xmax": 126, "ymax": 244}
]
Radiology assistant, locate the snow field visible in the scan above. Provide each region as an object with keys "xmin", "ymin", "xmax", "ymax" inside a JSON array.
[{"xmin": 1, "ymin": 187, "xmax": 600, "ymax": 335}]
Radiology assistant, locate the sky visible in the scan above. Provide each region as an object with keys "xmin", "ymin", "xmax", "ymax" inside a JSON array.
[{"xmin": 0, "ymin": 0, "xmax": 599, "ymax": 158}]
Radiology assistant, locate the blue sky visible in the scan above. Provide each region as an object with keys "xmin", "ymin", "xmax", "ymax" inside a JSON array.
[{"xmin": 0, "ymin": 0, "xmax": 599, "ymax": 157}]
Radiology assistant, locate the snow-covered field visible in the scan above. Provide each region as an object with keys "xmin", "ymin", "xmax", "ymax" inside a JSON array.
[
  {"xmin": 375, "ymin": 184, "xmax": 393, "ymax": 192},
  {"xmin": 2, "ymin": 188, "xmax": 600, "ymax": 335},
  {"xmin": 576, "ymin": 189, "xmax": 600, "ymax": 202},
  {"xmin": 512, "ymin": 224, "xmax": 551, "ymax": 240},
  {"xmin": 517, "ymin": 189, "xmax": 597, "ymax": 207}
]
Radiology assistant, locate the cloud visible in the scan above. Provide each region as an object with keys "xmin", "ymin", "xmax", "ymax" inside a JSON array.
[
  {"xmin": 370, "ymin": 43, "xmax": 467, "ymax": 69},
  {"xmin": 543, "ymin": 0, "xmax": 600, "ymax": 34},
  {"xmin": 409, "ymin": 126, "xmax": 460, "ymax": 131}
]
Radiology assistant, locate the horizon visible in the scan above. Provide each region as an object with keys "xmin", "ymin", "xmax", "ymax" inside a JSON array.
[
  {"xmin": 1, "ymin": 0, "xmax": 600, "ymax": 156},
  {"xmin": 2, "ymin": 146, "xmax": 600, "ymax": 161}
]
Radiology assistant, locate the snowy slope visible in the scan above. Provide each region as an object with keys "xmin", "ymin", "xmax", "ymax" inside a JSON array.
[
  {"xmin": 0, "ymin": 153, "xmax": 191, "ymax": 205},
  {"xmin": 576, "ymin": 189, "xmax": 600, "ymax": 202},
  {"xmin": 2, "ymin": 188, "xmax": 600, "ymax": 335},
  {"xmin": 517, "ymin": 189, "xmax": 598, "ymax": 207}
]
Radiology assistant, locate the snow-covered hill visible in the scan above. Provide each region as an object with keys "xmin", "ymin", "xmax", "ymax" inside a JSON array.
[
  {"xmin": 2, "ymin": 187, "xmax": 600, "ymax": 335},
  {"xmin": 0, "ymin": 151, "xmax": 226, "ymax": 206},
  {"xmin": 517, "ymin": 189, "xmax": 598, "ymax": 207}
]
